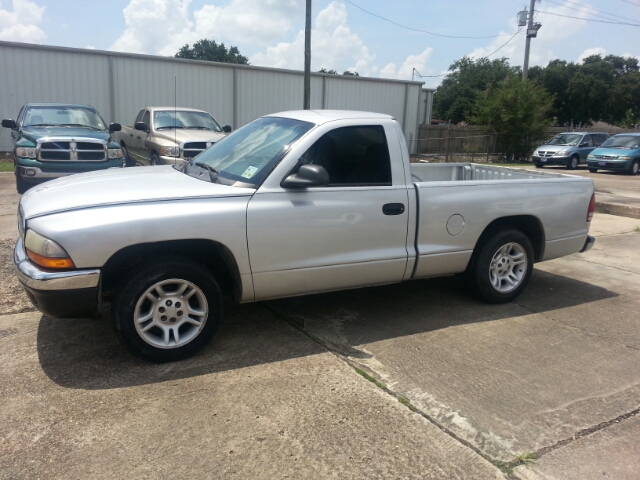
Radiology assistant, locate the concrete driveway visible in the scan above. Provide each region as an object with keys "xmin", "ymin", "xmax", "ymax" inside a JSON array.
[{"xmin": 1, "ymin": 171, "xmax": 639, "ymax": 479}]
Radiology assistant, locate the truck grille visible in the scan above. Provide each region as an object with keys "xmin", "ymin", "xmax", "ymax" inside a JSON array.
[
  {"xmin": 38, "ymin": 138, "xmax": 107, "ymax": 162},
  {"xmin": 537, "ymin": 151, "xmax": 557, "ymax": 157},
  {"xmin": 593, "ymin": 155, "xmax": 616, "ymax": 160},
  {"xmin": 182, "ymin": 141, "xmax": 215, "ymax": 158}
]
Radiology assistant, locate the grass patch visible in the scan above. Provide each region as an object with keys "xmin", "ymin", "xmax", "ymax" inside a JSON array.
[
  {"xmin": 515, "ymin": 451, "xmax": 537, "ymax": 465},
  {"xmin": 634, "ymin": 227, "xmax": 640, "ymax": 232},
  {"xmin": 398, "ymin": 396, "xmax": 411, "ymax": 406},
  {"xmin": 354, "ymin": 368, "xmax": 386, "ymax": 389},
  {"xmin": 0, "ymin": 162, "xmax": 14, "ymax": 172}
]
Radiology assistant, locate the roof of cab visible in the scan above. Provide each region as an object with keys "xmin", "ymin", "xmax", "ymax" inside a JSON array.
[{"xmin": 266, "ymin": 110, "xmax": 395, "ymax": 125}]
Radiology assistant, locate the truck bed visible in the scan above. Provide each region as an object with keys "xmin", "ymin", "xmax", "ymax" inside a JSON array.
[{"xmin": 409, "ymin": 162, "xmax": 575, "ymax": 182}]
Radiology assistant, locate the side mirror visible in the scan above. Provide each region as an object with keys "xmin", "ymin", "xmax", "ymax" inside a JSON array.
[
  {"xmin": 222, "ymin": 125, "xmax": 232, "ymax": 133},
  {"xmin": 2, "ymin": 119, "xmax": 16, "ymax": 129},
  {"xmin": 134, "ymin": 121, "xmax": 148, "ymax": 132},
  {"xmin": 109, "ymin": 122, "xmax": 122, "ymax": 132},
  {"xmin": 580, "ymin": 142, "xmax": 588, "ymax": 147},
  {"xmin": 281, "ymin": 164, "xmax": 330, "ymax": 188}
]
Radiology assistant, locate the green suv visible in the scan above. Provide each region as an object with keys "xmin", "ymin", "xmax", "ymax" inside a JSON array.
[{"xmin": 2, "ymin": 103, "xmax": 124, "ymax": 193}]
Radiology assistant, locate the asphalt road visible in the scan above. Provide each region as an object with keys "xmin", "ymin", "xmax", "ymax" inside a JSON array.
[{"xmin": 1, "ymin": 171, "xmax": 639, "ymax": 479}]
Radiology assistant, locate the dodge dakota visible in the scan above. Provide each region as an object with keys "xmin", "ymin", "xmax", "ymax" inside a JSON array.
[{"xmin": 14, "ymin": 110, "xmax": 596, "ymax": 362}]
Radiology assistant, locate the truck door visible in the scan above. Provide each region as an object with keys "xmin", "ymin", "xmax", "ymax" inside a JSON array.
[
  {"xmin": 579, "ymin": 134, "xmax": 594, "ymax": 162},
  {"xmin": 246, "ymin": 123, "xmax": 410, "ymax": 300}
]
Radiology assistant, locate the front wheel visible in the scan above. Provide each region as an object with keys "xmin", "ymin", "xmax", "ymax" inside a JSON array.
[
  {"xmin": 567, "ymin": 155, "xmax": 579, "ymax": 170},
  {"xmin": 628, "ymin": 160, "xmax": 639, "ymax": 175},
  {"xmin": 535, "ymin": 163, "xmax": 544, "ymax": 168},
  {"xmin": 15, "ymin": 172, "xmax": 29, "ymax": 194},
  {"xmin": 467, "ymin": 228, "xmax": 534, "ymax": 304},
  {"xmin": 112, "ymin": 258, "xmax": 222, "ymax": 362},
  {"xmin": 588, "ymin": 168, "xmax": 598, "ymax": 173},
  {"xmin": 121, "ymin": 144, "xmax": 136, "ymax": 167},
  {"xmin": 150, "ymin": 153, "xmax": 160, "ymax": 166}
]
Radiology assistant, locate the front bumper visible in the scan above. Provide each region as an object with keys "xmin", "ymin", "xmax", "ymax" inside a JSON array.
[
  {"xmin": 15, "ymin": 157, "xmax": 125, "ymax": 183},
  {"xmin": 532, "ymin": 155, "xmax": 571, "ymax": 165},
  {"xmin": 13, "ymin": 237, "xmax": 101, "ymax": 318},
  {"xmin": 159, "ymin": 155, "xmax": 186, "ymax": 165},
  {"xmin": 586, "ymin": 160, "xmax": 631, "ymax": 171}
]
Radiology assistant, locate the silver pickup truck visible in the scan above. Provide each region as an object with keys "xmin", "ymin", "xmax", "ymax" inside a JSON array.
[
  {"xmin": 113, "ymin": 106, "xmax": 231, "ymax": 166},
  {"xmin": 14, "ymin": 110, "xmax": 596, "ymax": 362}
]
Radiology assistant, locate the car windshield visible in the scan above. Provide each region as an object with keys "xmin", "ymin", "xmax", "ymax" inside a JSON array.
[
  {"xmin": 23, "ymin": 106, "xmax": 106, "ymax": 130},
  {"xmin": 182, "ymin": 116, "xmax": 314, "ymax": 188},
  {"xmin": 546, "ymin": 134, "xmax": 582, "ymax": 146},
  {"xmin": 154, "ymin": 110, "xmax": 223, "ymax": 131},
  {"xmin": 600, "ymin": 135, "xmax": 640, "ymax": 149}
]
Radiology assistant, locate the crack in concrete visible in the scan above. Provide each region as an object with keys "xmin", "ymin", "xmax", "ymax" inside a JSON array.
[{"xmin": 570, "ymin": 256, "xmax": 640, "ymax": 276}]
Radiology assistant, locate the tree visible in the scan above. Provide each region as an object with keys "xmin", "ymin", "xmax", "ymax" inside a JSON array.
[
  {"xmin": 317, "ymin": 68, "xmax": 359, "ymax": 76},
  {"xmin": 470, "ymin": 77, "xmax": 553, "ymax": 161},
  {"xmin": 432, "ymin": 57, "xmax": 519, "ymax": 123},
  {"xmin": 175, "ymin": 39, "xmax": 249, "ymax": 64}
]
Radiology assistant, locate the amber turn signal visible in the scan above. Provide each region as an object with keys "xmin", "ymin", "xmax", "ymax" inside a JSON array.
[{"xmin": 26, "ymin": 249, "xmax": 75, "ymax": 269}]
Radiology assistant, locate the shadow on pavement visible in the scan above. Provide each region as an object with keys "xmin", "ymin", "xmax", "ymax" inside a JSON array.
[{"xmin": 37, "ymin": 268, "xmax": 616, "ymax": 390}]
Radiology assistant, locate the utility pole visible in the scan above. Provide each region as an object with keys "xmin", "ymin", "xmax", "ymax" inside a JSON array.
[
  {"xmin": 303, "ymin": 0, "xmax": 312, "ymax": 109},
  {"xmin": 522, "ymin": 0, "xmax": 541, "ymax": 81}
]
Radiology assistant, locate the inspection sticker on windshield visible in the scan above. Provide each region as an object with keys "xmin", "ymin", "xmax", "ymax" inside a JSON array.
[{"xmin": 241, "ymin": 166, "xmax": 258, "ymax": 179}]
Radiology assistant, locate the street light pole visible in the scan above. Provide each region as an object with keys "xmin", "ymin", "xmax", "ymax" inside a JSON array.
[
  {"xmin": 304, "ymin": 0, "xmax": 312, "ymax": 109},
  {"xmin": 522, "ymin": 0, "xmax": 538, "ymax": 81}
]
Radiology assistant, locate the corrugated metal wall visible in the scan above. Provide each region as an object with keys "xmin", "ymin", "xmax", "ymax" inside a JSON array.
[{"xmin": 0, "ymin": 41, "xmax": 426, "ymax": 153}]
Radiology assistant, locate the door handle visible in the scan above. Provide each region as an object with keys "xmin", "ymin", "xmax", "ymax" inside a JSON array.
[
  {"xmin": 129, "ymin": 133, "xmax": 133, "ymax": 137},
  {"xmin": 136, "ymin": 136, "xmax": 141, "ymax": 139},
  {"xmin": 382, "ymin": 203, "xmax": 405, "ymax": 215}
]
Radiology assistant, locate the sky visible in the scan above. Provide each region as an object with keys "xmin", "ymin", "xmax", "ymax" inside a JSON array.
[{"xmin": 0, "ymin": 0, "xmax": 639, "ymax": 88}]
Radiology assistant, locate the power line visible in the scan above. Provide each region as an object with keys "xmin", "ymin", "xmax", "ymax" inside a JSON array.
[
  {"xmin": 342, "ymin": 0, "xmax": 514, "ymax": 39},
  {"xmin": 537, "ymin": 10, "xmax": 640, "ymax": 26},
  {"xmin": 616, "ymin": 0, "xmax": 640, "ymax": 7},
  {"xmin": 544, "ymin": 0, "xmax": 640, "ymax": 26}
]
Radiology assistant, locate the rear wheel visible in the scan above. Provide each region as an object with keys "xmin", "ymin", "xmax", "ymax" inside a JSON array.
[
  {"xmin": 588, "ymin": 168, "xmax": 598, "ymax": 173},
  {"xmin": 567, "ymin": 155, "xmax": 579, "ymax": 170},
  {"xmin": 628, "ymin": 160, "xmax": 639, "ymax": 175},
  {"xmin": 112, "ymin": 257, "xmax": 222, "ymax": 362},
  {"xmin": 466, "ymin": 228, "xmax": 534, "ymax": 304}
]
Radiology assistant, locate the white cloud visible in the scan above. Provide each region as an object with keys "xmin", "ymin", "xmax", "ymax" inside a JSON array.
[
  {"xmin": 379, "ymin": 48, "xmax": 434, "ymax": 80},
  {"xmin": 468, "ymin": 0, "xmax": 590, "ymax": 68},
  {"xmin": 0, "ymin": 0, "xmax": 46, "ymax": 43},
  {"xmin": 577, "ymin": 47, "xmax": 606, "ymax": 63},
  {"xmin": 110, "ymin": 0, "xmax": 303, "ymax": 56},
  {"xmin": 250, "ymin": 2, "xmax": 376, "ymax": 74}
]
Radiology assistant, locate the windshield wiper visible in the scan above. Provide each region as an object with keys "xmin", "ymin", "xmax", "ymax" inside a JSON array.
[
  {"xmin": 185, "ymin": 126, "xmax": 213, "ymax": 130},
  {"xmin": 58, "ymin": 123, "xmax": 101, "ymax": 130},
  {"xmin": 27, "ymin": 123, "xmax": 57, "ymax": 127},
  {"xmin": 194, "ymin": 162, "xmax": 220, "ymax": 183},
  {"xmin": 156, "ymin": 126, "xmax": 185, "ymax": 130}
]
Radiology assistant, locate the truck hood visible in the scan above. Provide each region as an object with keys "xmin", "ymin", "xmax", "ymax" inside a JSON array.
[
  {"xmin": 590, "ymin": 147, "xmax": 640, "ymax": 157},
  {"xmin": 155, "ymin": 129, "xmax": 226, "ymax": 144},
  {"xmin": 21, "ymin": 126, "xmax": 111, "ymax": 142},
  {"xmin": 20, "ymin": 166, "xmax": 255, "ymax": 219}
]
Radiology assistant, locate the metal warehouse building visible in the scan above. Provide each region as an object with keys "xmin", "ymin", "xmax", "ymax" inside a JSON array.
[{"xmin": 0, "ymin": 41, "xmax": 431, "ymax": 153}]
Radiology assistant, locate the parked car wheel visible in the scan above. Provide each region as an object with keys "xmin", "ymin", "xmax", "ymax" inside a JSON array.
[
  {"xmin": 112, "ymin": 257, "xmax": 223, "ymax": 362},
  {"xmin": 15, "ymin": 171, "xmax": 28, "ymax": 194},
  {"xmin": 466, "ymin": 228, "xmax": 534, "ymax": 304},
  {"xmin": 628, "ymin": 160, "xmax": 639, "ymax": 176},
  {"xmin": 588, "ymin": 168, "xmax": 598, "ymax": 173},
  {"xmin": 121, "ymin": 143, "xmax": 136, "ymax": 167},
  {"xmin": 535, "ymin": 163, "xmax": 544, "ymax": 168},
  {"xmin": 567, "ymin": 155, "xmax": 579, "ymax": 170},
  {"xmin": 150, "ymin": 153, "xmax": 160, "ymax": 166}
]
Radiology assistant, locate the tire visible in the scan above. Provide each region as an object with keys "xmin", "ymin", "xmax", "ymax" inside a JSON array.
[
  {"xmin": 112, "ymin": 257, "xmax": 223, "ymax": 362},
  {"xmin": 150, "ymin": 153, "xmax": 160, "ymax": 166},
  {"xmin": 15, "ymin": 172, "xmax": 28, "ymax": 194},
  {"xmin": 588, "ymin": 168, "xmax": 598, "ymax": 173},
  {"xmin": 628, "ymin": 160, "xmax": 639, "ymax": 176},
  {"xmin": 466, "ymin": 228, "xmax": 534, "ymax": 304},
  {"xmin": 535, "ymin": 163, "xmax": 544, "ymax": 168},
  {"xmin": 567, "ymin": 155, "xmax": 579, "ymax": 170},
  {"xmin": 121, "ymin": 143, "xmax": 136, "ymax": 167}
]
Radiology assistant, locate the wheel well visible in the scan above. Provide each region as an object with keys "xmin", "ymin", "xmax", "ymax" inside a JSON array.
[
  {"xmin": 473, "ymin": 215, "xmax": 545, "ymax": 263},
  {"xmin": 101, "ymin": 239, "xmax": 242, "ymax": 302}
]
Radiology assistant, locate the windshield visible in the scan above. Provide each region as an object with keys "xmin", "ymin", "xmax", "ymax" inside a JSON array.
[
  {"xmin": 23, "ymin": 106, "xmax": 107, "ymax": 130},
  {"xmin": 546, "ymin": 134, "xmax": 582, "ymax": 146},
  {"xmin": 154, "ymin": 110, "xmax": 223, "ymax": 131},
  {"xmin": 183, "ymin": 116, "xmax": 314, "ymax": 188},
  {"xmin": 600, "ymin": 135, "xmax": 640, "ymax": 149}
]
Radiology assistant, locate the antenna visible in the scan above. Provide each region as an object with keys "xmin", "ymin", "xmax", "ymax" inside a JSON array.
[{"xmin": 174, "ymin": 76, "xmax": 177, "ymax": 152}]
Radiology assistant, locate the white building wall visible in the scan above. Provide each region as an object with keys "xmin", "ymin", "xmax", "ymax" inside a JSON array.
[{"xmin": 0, "ymin": 41, "xmax": 429, "ymax": 153}]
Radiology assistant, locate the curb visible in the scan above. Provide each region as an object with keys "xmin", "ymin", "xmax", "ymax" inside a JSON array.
[{"xmin": 596, "ymin": 201, "xmax": 640, "ymax": 220}]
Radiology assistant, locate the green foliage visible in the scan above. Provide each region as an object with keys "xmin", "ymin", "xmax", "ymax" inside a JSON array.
[
  {"xmin": 432, "ymin": 57, "xmax": 519, "ymax": 123},
  {"xmin": 470, "ymin": 76, "xmax": 553, "ymax": 160},
  {"xmin": 317, "ymin": 68, "xmax": 338, "ymax": 74},
  {"xmin": 317, "ymin": 68, "xmax": 360, "ymax": 76},
  {"xmin": 175, "ymin": 39, "xmax": 249, "ymax": 64}
]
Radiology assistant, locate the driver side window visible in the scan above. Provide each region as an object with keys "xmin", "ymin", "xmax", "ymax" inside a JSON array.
[{"xmin": 298, "ymin": 125, "xmax": 392, "ymax": 186}]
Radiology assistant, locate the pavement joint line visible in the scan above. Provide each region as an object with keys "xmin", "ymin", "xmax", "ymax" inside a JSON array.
[
  {"xmin": 263, "ymin": 302, "xmax": 533, "ymax": 478},
  {"xmin": 568, "ymin": 255, "xmax": 640, "ymax": 276}
]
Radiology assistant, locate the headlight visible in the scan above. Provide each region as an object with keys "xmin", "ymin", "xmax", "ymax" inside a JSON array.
[
  {"xmin": 108, "ymin": 148, "xmax": 124, "ymax": 159},
  {"xmin": 555, "ymin": 150, "xmax": 569, "ymax": 156},
  {"xmin": 15, "ymin": 147, "xmax": 36, "ymax": 158},
  {"xmin": 24, "ymin": 229, "xmax": 75, "ymax": 269},
  {"xmin": 587, "ymin": 154, "xmax": 595, "ymax": 160},
  {"xmin": 619, "ymin": 156, "xmax": 632, "ymax": 160},
  {"xmin": 159, "ymin": 146, "xmax": 180, "ymax": 157}
]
